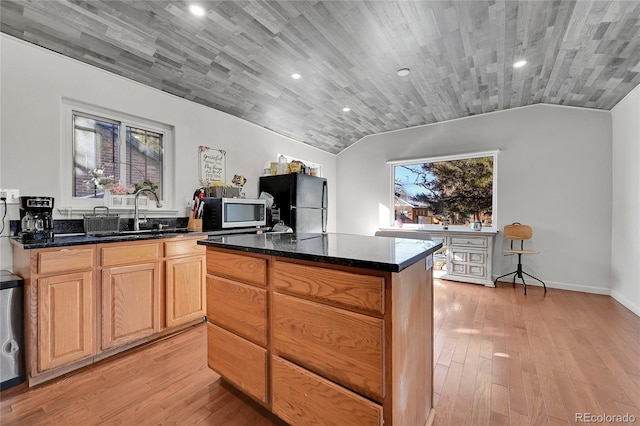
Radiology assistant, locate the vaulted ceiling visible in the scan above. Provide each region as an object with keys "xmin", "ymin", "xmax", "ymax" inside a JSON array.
[{"xmin": 2, "ymin": 1, "xmax": 639, "ymax": 154}]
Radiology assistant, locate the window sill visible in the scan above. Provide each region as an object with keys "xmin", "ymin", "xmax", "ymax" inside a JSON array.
[
  {"xmin": 379, "ymin": 225, "xmax": 498, "ymax": 234},
  {"xmin": 57, "ymin": 206, "xmax": 180, "ymax": 216}
]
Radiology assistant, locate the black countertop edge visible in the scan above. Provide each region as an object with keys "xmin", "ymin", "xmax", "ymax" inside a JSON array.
[
  {"xmin": 9, "ymin": 226, "xmax": 270, "ymax": 250},
  {"xmin": 198, "ymin": 233, "xmax": 443, "ymax": 273},
  {"xmin": 1, "ymin": 270, "xmax": 24, "ymax": 289},
  {"xmin": 9, "ymin": 230, "xmax": 207, "ymax": 249}
]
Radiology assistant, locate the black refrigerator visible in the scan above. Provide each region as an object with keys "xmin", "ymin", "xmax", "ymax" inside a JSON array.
[{"xmin": 259, "ymin": 174, "xmax": 328, "ymax": 233}]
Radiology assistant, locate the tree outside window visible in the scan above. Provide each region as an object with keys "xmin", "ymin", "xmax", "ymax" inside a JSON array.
[{"xmin": 392, "ymin": 152, "xmax": 497, "ymax": 227}]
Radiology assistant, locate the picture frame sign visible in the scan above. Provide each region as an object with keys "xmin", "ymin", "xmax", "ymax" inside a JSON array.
[{"xmin": 199, "ymin": 146, "xmax": 226, "ymax": 185}]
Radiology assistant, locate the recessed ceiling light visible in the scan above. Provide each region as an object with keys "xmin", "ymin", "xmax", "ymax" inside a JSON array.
[
  {"xmin": 291, "ymin": 73, "xmax": 301, "ymax": 79},
  {"xmin": 189, "ymin": 4, "xmax": 205, "ymax": 17},
  {"xmin": 397, "ymin": 68, "xmax": 411, "ymax": 77},
  {"xmin": 342, "ymin": 107, "xmax": 350, "ymax": 112},
  {"xmin": 513, "ymin": 60, "xmax": 527, "ymax": 68}
]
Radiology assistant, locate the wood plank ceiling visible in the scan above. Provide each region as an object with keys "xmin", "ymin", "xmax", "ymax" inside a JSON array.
[{"xmin": 2, "ymin": 1, "xmax": 639, "ymax": 154}]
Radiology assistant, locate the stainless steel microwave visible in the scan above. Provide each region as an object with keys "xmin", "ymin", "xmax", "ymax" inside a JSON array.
[{"xmin": 201, "ymin": 197, "xmax": 266, "ymax": 230}]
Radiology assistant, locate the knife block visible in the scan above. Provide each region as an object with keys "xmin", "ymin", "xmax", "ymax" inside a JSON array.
[{"xmin": 187, "ymin": 217, "xmax": 202, "ymax": 232}]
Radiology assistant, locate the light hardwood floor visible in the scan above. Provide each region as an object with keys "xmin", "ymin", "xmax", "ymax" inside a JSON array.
[{"xmin": 1, "ymin": 280, "xmax": 638, "ymax": 425}]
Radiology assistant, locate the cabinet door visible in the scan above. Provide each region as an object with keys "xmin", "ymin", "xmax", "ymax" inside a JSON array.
[
  {"xmin": 166, "ymin": 255, "xmax": 206, "ymax": 328},
  {"xmin": 38, "ymin": 271, "xmax": 95, "ymax": 371},
  {"xmin": 102, "ymin": 262, "xmax": 161, "ymax": 350}
]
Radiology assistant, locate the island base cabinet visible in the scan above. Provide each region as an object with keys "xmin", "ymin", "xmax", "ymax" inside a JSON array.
[
  {"xmin": 272, "ymin": 356, "xmax": 383, "ymax": 426},
  {"xmin": 206, "ymin": 323, "xmax": 267, "ymax": 405}
]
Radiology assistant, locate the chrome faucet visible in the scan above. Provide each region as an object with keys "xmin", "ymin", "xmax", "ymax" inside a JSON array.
[{"xmin": 134, "ymin": 187, "xmax": 163, "ymax": 231}]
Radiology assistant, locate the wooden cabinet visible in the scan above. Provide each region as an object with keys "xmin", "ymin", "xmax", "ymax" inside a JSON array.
[
  {"xmin": 205, "ymin": 249, "xmax": 269, "ymax": 404},
  {"xmin": 207, "ymin": 323, "xmax": 268, "ymax": 404},
  {"xmin": 207, "ymin": 276, "xmax": 267, "ymax": 345},
  {"xmin": 100, "ymin": 242, "xmax": 161, "ymax": 350},
  {"xmin": 13, "ymin": 235, "xmax": 207, "ymax": 387},
  {"xmin": 272, "ymin": 356, "xmax": 383, "ymax": 426},
  {"xmin": 272, "ymin": 292, "xmax": 384, "ymax": 401},
  {"xmin": 101, "ymin": 262, "xmax": 161, "ymax": 349},
  {"xmin": 37, "ymin": 270, "xmax": 95, "ymax": 371},
  {"xmin": 165, "ymin": 238, "xmax": 206, "ymax": 328},
  {"xmin": 205, "ymin": 247, "xmax": 434, "ymax": 425},
  {"xmin": 11, "ymin": 246, "xmax": 97, "ymax": 380},
  {"xmin": 273, "ymin": 260, "xmax": 384, "ymax": 314}
]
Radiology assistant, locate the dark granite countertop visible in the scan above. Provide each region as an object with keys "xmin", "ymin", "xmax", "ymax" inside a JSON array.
[
  {"xmin": 197, "ymin": 233, "xmax": 443, "ymax": 272},
  {"xmin": 9, "ymin": 226, "xmax": 270, "ymax": 250},
  {"xmin": 9, "ymin": 230, "xmax": 206, "ymax": 249}
]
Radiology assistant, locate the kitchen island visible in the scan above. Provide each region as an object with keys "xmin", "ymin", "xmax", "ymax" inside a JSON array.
[{"xmin": 198, "ymin": 232, "xmax": 442, "ymax": 426}]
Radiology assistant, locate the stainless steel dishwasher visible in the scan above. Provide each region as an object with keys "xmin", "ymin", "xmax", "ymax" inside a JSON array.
[{"xmin": 1, "ymin": 270, "xmax": 25, "ymax": 390}]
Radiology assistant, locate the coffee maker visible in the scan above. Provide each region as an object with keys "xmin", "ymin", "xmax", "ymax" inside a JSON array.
[{"xmin": 19, "ymin": 196, "xmax": 54, "ymax": 242}]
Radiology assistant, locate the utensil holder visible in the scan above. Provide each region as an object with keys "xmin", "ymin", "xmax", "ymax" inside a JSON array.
[{"xmin": 188, "ymin": 218, "xmax": 202, "ymax": 232}]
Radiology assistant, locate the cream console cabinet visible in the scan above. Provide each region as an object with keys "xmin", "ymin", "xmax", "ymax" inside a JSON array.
[
  {"xmin": 377, "ymin": 228, "xmax": 497, "ymax": 286},
  {"xmin": 429, "ymin": 230, "xmax": 497, "ymax": 286},
  {"xmin": 12, "ymin": 235, "xmax": 206, "ymax": 386}
]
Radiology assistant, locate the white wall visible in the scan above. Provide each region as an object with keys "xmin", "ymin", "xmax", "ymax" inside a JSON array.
[
  {"xmin": 0, "ymin": 34, "xmax": 337, "ymax": 270},
  {"xmin": 611, "ymin": 85, "xmax": 640, "ymax": 316},
  {"xmin": 337, "ymin": 104, "xmax": 613, "ymax": 295}
]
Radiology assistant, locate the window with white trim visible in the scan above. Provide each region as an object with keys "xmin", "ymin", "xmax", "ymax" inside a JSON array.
[
  {"xmin": 389, "ymin": 150, "xmax": 498, "ymax": 228},
  {"xmin": 61, "ymin": 100, "xmax": 174, "ymax": 211}
]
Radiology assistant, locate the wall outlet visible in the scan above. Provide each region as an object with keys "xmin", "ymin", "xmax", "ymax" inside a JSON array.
[{"xmin": 0, "ymin": 189, "xmax": 20, "ymax": 203}]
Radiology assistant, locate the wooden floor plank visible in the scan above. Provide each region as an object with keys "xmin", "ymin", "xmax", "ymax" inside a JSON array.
[{"xmin": 1, "ymin": 280, "xmax": 638, "ymax": 426}]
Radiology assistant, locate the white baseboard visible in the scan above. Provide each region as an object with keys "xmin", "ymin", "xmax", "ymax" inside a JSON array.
[
  {"xmin": 542, "ymin": 280, "xmax": 611, "ymax": 295},
  {"xmin": 493, "ymin": 276, "xmax": 639, "ymax": 317},
  {"xmin": 610, "ymin": 289, "xmax": 640, "ymax": 317}
]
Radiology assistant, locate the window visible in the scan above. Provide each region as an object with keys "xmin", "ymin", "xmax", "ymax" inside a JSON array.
[
  {"xmin": 389, "ymin": 150, "xmax": 498, "ymax": 228},
  {"xmin": 62, "ymin": 100, "xmax": 173, "ymax": 211}
]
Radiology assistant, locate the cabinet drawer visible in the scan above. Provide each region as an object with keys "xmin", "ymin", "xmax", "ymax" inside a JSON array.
[
  {"xmin": 207, "ymin": 323, "xmax": 267, "ymax": 405},
  {"xmin": 100, "ymin": 243, "xmax": 160, "ymax": 266},
  {"xmin": 468, "ymin": 264, "xmax": 487, "ymax": 278},
  {"xmin": 450, "ymin": 262, "xmax": 486, "ymax": 279},
  {"xmin": 448, "ymin": 235, "xmax": 487, "ymax": 248},
  {"xmin": 272, "ymin": 356, "xmax": 383, "ymax": 426},
  {"xmin": 206, "ymin": 276, "xmax": 267, "ymax": 346},
  {"xmin": 273, "ymin": 261, "xmax": 384, "ymax": 314},
  {"xmin": 450, "ymin": 248, "xmax": 486, "ymax": 264},
  {"xmin": 206, "ymin": 249, "xmax": 266, "ymax": 287},
  {"xmin": 37, "ymin": 247, "xmax": 94, "ymax": 274},
  {"xmin": 165, "ymin": 238, "xmax": 205, "ymax": 257},
  {"xmin": 273, "ymin": 293, "xmax": 384, "ymax": 401}
]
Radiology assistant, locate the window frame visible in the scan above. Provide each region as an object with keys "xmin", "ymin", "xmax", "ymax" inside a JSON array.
[
  {"xmin": 60, "ymin": 99, "xmax": 175, "ymax": 213},
  {"xmin": 387, "ymin": 150, "xmax": 499, "ymax": 229}
]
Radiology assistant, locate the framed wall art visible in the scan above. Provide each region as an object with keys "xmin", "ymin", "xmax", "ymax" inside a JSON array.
[{"xmin": 199, "ymin": 146, "xmax": 226, "ymax": 185}]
